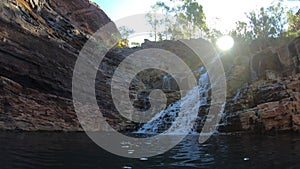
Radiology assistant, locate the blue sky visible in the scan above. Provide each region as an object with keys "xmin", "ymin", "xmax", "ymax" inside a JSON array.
[{"xmin": 96, "ymin": 0, "xmax": 158, "ymax": 20}]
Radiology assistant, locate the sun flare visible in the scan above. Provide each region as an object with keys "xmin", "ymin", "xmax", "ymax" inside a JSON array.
[{"xmin": 216, "ymin": 36, "xmax": 234, "ymax": 51}]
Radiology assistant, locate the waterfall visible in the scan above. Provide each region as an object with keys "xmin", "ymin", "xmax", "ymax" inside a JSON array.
[
  {"xmin": 250, "ymin": 55, "xmax": 258, "ymax": 81},
  {"xmin": 162, "ymin": 75, "xmax": 171, "ymax": 90},
  {"xmin": 233, "ymin": 88, "xmax": 241, "ymax": 104},
  {"xmin": 137, "ymin": 71, "xmax": 210, "ymax": 134}
]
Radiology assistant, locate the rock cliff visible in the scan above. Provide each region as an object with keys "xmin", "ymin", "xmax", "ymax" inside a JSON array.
[
  {"xmin": 0, "ymin": 0, "xmax": 121, "ymax": 131},
  {"xmin": 0, "ymin": 0, "xmax": 300, "ymax": 133},
  {"xmin": 219, "ymin": 74, "xmax": 300, "ymax": 132},
  {"xmin": 218, "ymin": 36, "xmax": 300, "ymax": 133},
  {"xmin": 0, "ymin": 0, "xmax": 113, "ymax": 98},
  {"xmin": 0, "ymin": 0, "xmax": 203, "ymax": 131}
]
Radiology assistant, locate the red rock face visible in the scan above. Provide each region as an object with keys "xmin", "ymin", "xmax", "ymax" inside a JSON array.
[
  {"xmin": 0, "ymin": 0, "xmax": 116, "ymax": 98},
  {"xmin": 219, "ymin": 74, "xmax": 300, "ymax": 132},
  {"xmin": 0, "ymin": 76, "xmax": 80, "ymax": 131},
  {"xmin": 0, "ymin": 0, "xmax": 125, "ymax": 131},
  {"xmin": 48, "ymin": 0, "xmax": 112, "ymax": 34},
  {"xmin": 218, "ymin": 33, "xmax": 300, "ymax": 133},
  {"xmin": 0, "ymin": 76, "xmax": 130, "ymax": 131}
]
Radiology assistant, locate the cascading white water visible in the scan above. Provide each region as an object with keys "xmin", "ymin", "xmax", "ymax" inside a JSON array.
[
  {"xmin": 250, "ymin": 55, "xmax": 258, "ymax": 81},
  {"xmin": 137, "ymin": 70, "xmax": 210, "ymax": 134},
  {"xmin": 162, "ymin": 75, "xmax": 172, "ymax": 90}
]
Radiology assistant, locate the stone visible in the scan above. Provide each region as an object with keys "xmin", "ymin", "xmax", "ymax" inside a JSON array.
[
  {"xmin": 239, "ymin": 110, "xmax": 258, "ymax": 130},
  {"xmin": 220, "ymin": 73, "xmax": 300, "ymax": 133},
  {"xmin": 265, "ymin": 70, "xmax": 279, "ymax": 80}
]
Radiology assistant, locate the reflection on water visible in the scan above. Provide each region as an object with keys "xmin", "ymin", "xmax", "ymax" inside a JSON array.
[{"xmin": 1, "ymin": 132, "xmax": 300, "ymax": 169}]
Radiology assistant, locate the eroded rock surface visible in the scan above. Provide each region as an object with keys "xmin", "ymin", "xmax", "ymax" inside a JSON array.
[
  {"xmin": 0, "ymin": 0, "xmax": 124, "ymax": 131},
  {"xmin": 219, "ymin": 72, "xmax": 300, "ymax": 133}
]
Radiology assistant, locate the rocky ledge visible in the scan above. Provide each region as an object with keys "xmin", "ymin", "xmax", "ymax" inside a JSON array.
[{"xmin": 220, "ymin": 74, "xmax": 300, "ymax": 132}]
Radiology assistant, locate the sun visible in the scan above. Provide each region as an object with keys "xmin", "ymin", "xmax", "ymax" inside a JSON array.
[{"xmin": 216, "ymin": 36, "xmax": 234, "ymax": 51}]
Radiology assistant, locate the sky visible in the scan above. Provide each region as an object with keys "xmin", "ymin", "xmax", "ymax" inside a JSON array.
[{"xmin": 94, "ymin": 0, "xmax": 299, "ymax": 44}]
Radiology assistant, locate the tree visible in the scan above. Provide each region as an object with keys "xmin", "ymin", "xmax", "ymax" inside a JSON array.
[
  {"xmin": 131, "ymin": 42, "xmax": 141, "ymax": 47},
  {"xmin": 146, "ymin": 4, "xmax": 162, "ymax": 42},
  {"xmin": 118, "ymin": 26, "xmax": 134, "ymax": 48},
  {"xmin": 246, "ymin": 3, "xmax": 286, "ymax": 41},
  {"xmin": 119, "ymin": 26, "xmax": 134, "ymax": 41},
  {"xmin": 229, "ymin": 1, "xmax": 298, "ymax": 50},
  {"xmin": 146, "ymin": 0, "xmax": 209, "ymax": 41},
  {"xmin": 181, "ymin": 0, "xmax": 208, "ymax": 38},
  {"xmin": 230, "ymin": 21, "xmax": 253, "ymax": 42},
  {"xmin": 208, "ymin": 28, "xmax": 223, "ymax": 43},
  {"xmin": 287, "ymin": 9, "xmax": 300, "ymax": 37}
]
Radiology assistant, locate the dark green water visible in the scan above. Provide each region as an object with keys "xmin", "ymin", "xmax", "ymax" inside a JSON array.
[{"xmin": 1, "ymin": 132, "xmax": 300, "ymax": 169}]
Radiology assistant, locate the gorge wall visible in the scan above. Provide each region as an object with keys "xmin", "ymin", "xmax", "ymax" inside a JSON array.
[
  {"xmin": 0, "ymin": 0, "xmax": 300, "ymax": 133},
  {"xmin": 0, "ymin": 0, "xmax": 124, "ymax": 131},
  {"xmin": 219, "ymin": 36, "xmax": 300, "ymax": 133},
  {"xmin": 0, "ymin": 0, "xmax": 204, "ymax": 131}
]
